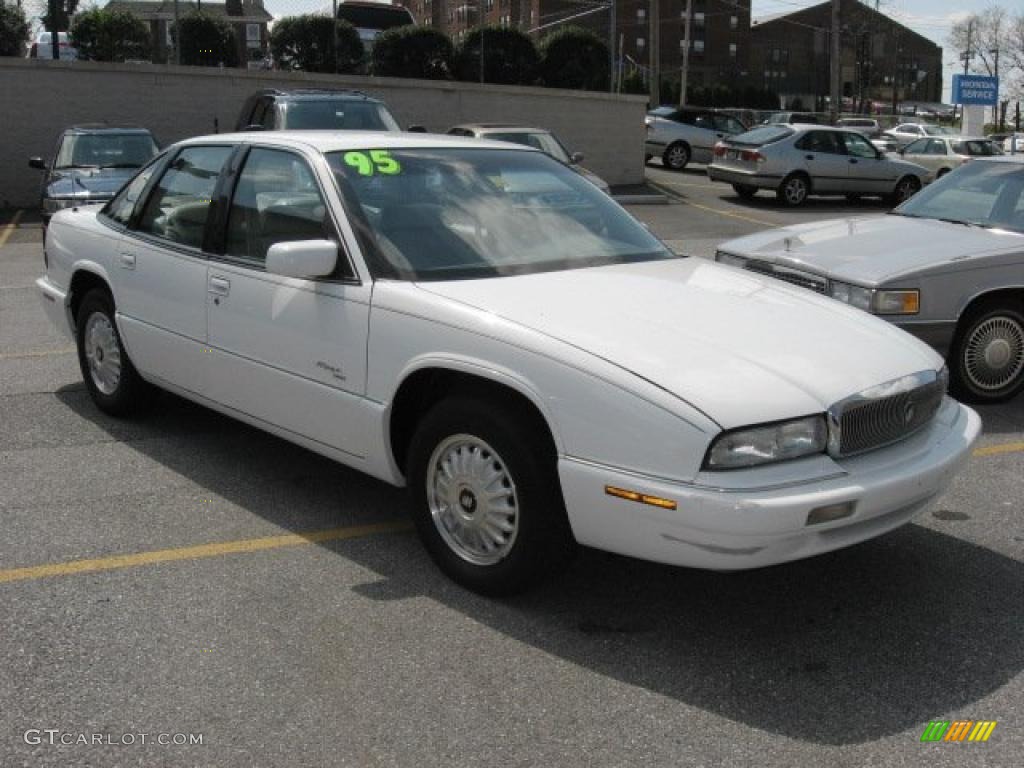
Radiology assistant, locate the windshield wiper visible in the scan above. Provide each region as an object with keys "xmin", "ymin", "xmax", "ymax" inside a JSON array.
[
  {"xmin": 98, "ymin": 163, "xmax": 141, "ymax": 169},
  {"xmin": 55, "ymin": 164, "xmax": 100, "ymax": 170}
]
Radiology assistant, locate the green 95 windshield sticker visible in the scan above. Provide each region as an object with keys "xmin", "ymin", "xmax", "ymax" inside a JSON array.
[{"xmin": 344, "ymin": 150, "xmax": 401, "ymax": 176}]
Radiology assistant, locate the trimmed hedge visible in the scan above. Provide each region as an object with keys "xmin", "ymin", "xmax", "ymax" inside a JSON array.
[
  {"xmin": 270, "ymin": 15, "xmax": 363, "ymax": 74},
  {"xmin": 172, "ymin": 12, "xmax": 238, "ymax": 68},
  {"xmin": 372, "ymin": 25, "xmax": 453, "ymax": 80},
  {"xmin": 539, "ymin": 27, "xmax": 609, "ymax": 91},
  {"xmin": 71, "ymin": 8, "xmax": 151, "ymax": 63},
  {"xmin": 455, "ymin": 26, "xmax": 539, "ymax": 85}
]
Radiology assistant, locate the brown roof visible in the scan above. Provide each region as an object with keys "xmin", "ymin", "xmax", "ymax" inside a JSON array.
[{"xmin": 104, "ymin": 1, "xmax": 273, "ymax": 23}]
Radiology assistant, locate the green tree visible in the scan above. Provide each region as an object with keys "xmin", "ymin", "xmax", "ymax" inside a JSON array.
[
  {"xmin": 455, "ymin": 26, "xmax": 539, "ymax": 85},
  {"xmin": 371, "ymin": 25, "xmax": 453, "ymax": 80},
  {"xmin": 70, "ymin": 8, "xmax": 150, "ymax": 63},
  {"xmin": 270, "ymin": 14, "xmax": 363, "ymax": 73},
  {"xmin": 172, "ymin": 12, "xmax": 238, "ymax": 67},
  {"xmin": 0, "ymin": 3, "xmax": 30, "ymax": 57},
  {"xmin": 539, "ymin": 26, "xmax": 609, "ymax": 91},
  {"xmin": 40, "ymin": 0, "xmax": 80, "ymax": 33}
]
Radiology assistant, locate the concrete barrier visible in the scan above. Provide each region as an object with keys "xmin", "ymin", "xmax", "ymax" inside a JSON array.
[{"xmin": 0, "ymin": 58, "xmax": 647, "ymax": 209}]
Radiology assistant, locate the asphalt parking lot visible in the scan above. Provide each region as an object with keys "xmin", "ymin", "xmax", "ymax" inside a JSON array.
[{"xmin": 1, "ymin": 176, "xmax": 1022, "ymax": 767}]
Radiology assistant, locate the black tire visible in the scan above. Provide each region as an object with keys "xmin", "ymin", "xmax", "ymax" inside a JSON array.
[
  {"xmin": 936, "ymin": 167, "xmax": 950, "ymax": 178},
  {"xmin": 777, "ymin": 173, "xmax": 810, "ymax": 207},
  {"xmin": 889, "ymin": 175, "xmax": 921, "ymax": 206},
  {"xmin": 733, "ymin": 184, "xmax": 757, "ymax": 199},
  {"xmin": 75, "ymin": 288, "xmax": 152, "ymax": 416},
  {"xmin": 406, "ymin": 397, "xmax": 576, "ymax": 595},
  {"xmin": 662, "ymin": 142, "xmax": 691, "ymax": 171},
  {"xmin": 948, "ymin": 303, "xmax": 1024, "ymax": 404}
]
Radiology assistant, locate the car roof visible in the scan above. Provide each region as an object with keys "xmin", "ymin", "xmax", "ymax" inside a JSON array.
[
  {"xmin": 65, "ymin": 124, "xmax": 152, "ymax": 134},
  {"xmin": 455, "ymin": 124, "xmax": 550, "ymax": 134},
  {"xmin": 790, "ymin": 124, "xmax": 849, "ymax": 132},
  {"xmin": 178, "ymin": 130, "xmax": 539, "ymax": 154},
  {"xmin": 253, "ymin": 88, "xmax": 379, "ymax": 103}
]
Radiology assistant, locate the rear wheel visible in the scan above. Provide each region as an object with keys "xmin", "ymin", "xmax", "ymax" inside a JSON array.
[
  {"xmin": 406, "ymin": 398, "xmax": 575, "ymax": 595},
  {"xmin": 663, "ymin": 142, "xmax": 691, "ymax": 171},
  {"xmin": 732, "ymin": 184, "xmax": 757, "ymax": 200},
  {"xmin": 75, "ymin": 288, "xmax": 152, "ymax": 416},
  {"xmin": 890, "ymin": 175, "xmax": 921, "ymax": 206},
  {"xmin": 777, "ymin": 174, "xmax": 810, "ymax": 206},
  {"xmin": 949, "ymin": 304, "xmax": 1024, "ymax": 403}
]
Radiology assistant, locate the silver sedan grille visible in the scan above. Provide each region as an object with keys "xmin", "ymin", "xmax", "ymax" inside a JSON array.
[
  {"xmin": 742, "ymin": 260, "xmax": 828, "ymax": 294},
  {"xmin": 827, "ymin": 370, "xmax": 947, "ymax": 457}
]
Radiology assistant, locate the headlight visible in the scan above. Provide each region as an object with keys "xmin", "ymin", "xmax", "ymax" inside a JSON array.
[
  {"xmin": 43, "ymin": 198, "xmax": 80, "ymax": 213},
  {"xmin": 829, "ymin": 281, "xmax": 873, "ymax": 311},
  {"xmin": 715, "ymin": 251, "xmax": 748, "ymax": 268},
  {"xmin": 872, "ymin": 290, "xmax": 920, "ymax": 315},
  {"xmin": 704, "ymin": 415, "xmax": 828, "ymax": 470}
]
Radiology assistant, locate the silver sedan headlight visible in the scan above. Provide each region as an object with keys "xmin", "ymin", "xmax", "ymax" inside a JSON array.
[
  {"xmin": 829, "ymin": 281, "xmax": 873, "ymax": 311},
  {"xmin": 704, "ymin": 415, "xmax": 828, "ymax": 470},
  {"xmin": 715, "ymin": 251, "xmax": 749, "ymax": 268},
  {"xmin": 830, "ymin": 281, "xmax": 920, "ymax": 315}
]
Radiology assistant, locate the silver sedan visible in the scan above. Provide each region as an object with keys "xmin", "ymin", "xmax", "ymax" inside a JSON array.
[
  {"xmin": 707, "ymin": 124, "xmax": 928, "ymax": 207},
  {"xmin": 714, "ymin": 157, "xmax": 1024, "ymax": 403}
]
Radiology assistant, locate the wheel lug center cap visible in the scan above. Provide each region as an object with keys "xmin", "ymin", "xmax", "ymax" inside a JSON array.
[
  {"xmin": 457, "ymin": 487, "xmax": 478, "ymax": 516},
  {"xmin": 985, "ymin": 339, "xmax": 1011, "ymax": 368}
]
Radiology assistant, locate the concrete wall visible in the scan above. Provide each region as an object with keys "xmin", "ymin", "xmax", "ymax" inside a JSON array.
[{"xmin": 0, "ymin": 58, "xmax": 647, "ymax": 209}]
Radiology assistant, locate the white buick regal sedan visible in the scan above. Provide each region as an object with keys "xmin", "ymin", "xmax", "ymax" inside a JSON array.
[{"xmin": 37, "ymin": 132, "xmax": 981, "ymax": 594}]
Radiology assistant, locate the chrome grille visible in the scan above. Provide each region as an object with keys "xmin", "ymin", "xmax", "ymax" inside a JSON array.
[
  {"xmin": 743, "ymin": 260, "xmax": 828, "ymax": 294},
  {"xmin": 828, "ymin": 371, "xmax": 946, "ymax": 457}
]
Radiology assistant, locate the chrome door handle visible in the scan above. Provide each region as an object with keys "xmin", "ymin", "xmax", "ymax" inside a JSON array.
[
  {"xmin": 208, "ymin": 276, "xmax": 231, "ymax": 296},
  {"xmin": 118, "ymin": 252, "xmax": 136, "ymax": 270}
]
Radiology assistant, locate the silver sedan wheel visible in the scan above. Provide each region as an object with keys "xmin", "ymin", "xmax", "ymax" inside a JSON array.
[
  {"xmin": 665, "ymin": 144, "xmax": 689, "ymax": 169},
  {"xmin": 83, "ymin": 312, "xmax": 122, "ymax": 396},
  {"xmin": 782, "ymin": 176, "xmax": 808, "ymax": 205},
  {"xmin": 426, "ymin": 434, "xmax": 519, "ymax": 566},
  {"xmin": 894, "ymin": 177, "xmax": 919, "ymax": 203},
  {"xmin": 964, "ymin": 315, "xmax": 1024, "ymax": 393}
]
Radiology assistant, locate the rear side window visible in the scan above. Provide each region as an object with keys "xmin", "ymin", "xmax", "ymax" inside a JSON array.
[
  {"xmin": 136, "ymin": 146, "xmax": 232, "ymax": 249},
  {"xmin": 225, "ymin": 148, "xmax": 346, "ymax": 275},
  {"xmin": 796, "ymin": 131, "xmax": 842, "ymax": 154},
  {"xmin": 730, "ymin": 125, "xmax": 793, "ymax": 146}
]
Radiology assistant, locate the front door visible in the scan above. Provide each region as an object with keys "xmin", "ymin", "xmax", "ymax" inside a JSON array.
[
  {"xmin": 204, "ymin": 146, "xmax": 372, "ymax": 460},
  {"xmin": 840, "ymin": 131, "xmax": 893, "ymax": 195}
]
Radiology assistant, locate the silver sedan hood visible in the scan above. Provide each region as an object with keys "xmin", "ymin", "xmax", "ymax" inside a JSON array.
[
  {"xmin": 416, "ymin": 259, "xmax": 941, "ymax": 429},
  {"xmin": 719, "ymin": 215, "xmax": 1024, "ymax": 284}
]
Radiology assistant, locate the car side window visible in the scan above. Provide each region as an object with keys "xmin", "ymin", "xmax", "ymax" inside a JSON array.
[
  {"xmin": 841, "ymin": 131, "xmax": 877, "ymax": 158},
  {"xmin": 798, "ymin": 131, "xmax": 841, "ymax": 154},
  {"xmin": 225, "ymin": 148, "xmax": 347, "ymax": 276},
  {"xmin": 260, "ymin": 101, "xmax": 277, "ymax": 130},
  {"xmin": 926, "ymin": 139, "xmax": 948, "ymax": 155},
  {"xmin": 103, "ymin": 156, "xmax": 163, "ymax": 226},
  {"xmin": 904, "ymin": 138, "xmax": 927, "ymax": 154},
  {"xmin": 135, "ymin": 146, "xmax": 232, "ymax": 250},
  {"xmin": 694, "ymin": 114, "xmax": 715, "ymax": 131},
  {"xmin": 250, "ymin": 99, "xmax": 267, "ymax": 128}
]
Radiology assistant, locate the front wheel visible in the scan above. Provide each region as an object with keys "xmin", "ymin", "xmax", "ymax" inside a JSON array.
[
  {"xmin": 890, "ymin": 175, "xmax": 921, "ymax": 206},
  {"xmin": 949, "ymin": 305, "xmax": 1024, "ymax": 403},
  {"xmin": 663, "ymin": 143, "xmax": 691, "ymax": 171},
  {"xmin": 75, "ymin": 288, "xmax": 152, "ymax": 416},
  {"xmin": 777, "ymin": 174, "xmax": 810, "ymax": 206},
  {"xmin": 406, "ymin": 398, "xmax": 575, "ymax": 595}
]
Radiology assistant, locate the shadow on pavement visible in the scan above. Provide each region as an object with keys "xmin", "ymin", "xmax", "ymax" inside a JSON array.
[{"xmin": 55, "ymin": 384, "xmax": 1024, "ymax": 746}]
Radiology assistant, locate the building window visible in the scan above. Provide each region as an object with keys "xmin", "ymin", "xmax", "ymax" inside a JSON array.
[
  {"xmin": 694, "ymin": 12, "xmax": 704, "ymax": 26},
  {"xmin": 637, "ymin": 8, "xmax": 646, "ymax": 21},
  {"xmin": 165, "ymin": 22, "xmax": 172, "ymax": 48},
  {"xmin": 693, "ymin": 39, "xmax": 704, "ymax": 53},
  {"xmin": 729, "ymin": 43, "xmax": 737, "ymax": 58},
  {"xmin": 246, "ymin": 24, "xmax": 260, "ymax": 46},
  {"xmin": 730, "ymin": 15, "xmax": 738, "ymax": 30},
  {"xmin": 636, "ymin": 37, "xmax": 645, "ymax": 49}
]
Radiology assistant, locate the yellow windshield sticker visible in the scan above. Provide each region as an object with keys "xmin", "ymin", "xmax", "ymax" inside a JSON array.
[{"xmin": 344, "ymin": 150, "xmax": 401, "ymax": 176}]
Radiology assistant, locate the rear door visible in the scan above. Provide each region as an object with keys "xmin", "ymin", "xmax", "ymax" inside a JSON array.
[
  {"xmin": 794, "ymin": 131, "xmax": 849, "ymax": 192},
  {"xmin": 841, "ymin": 131, "xmax": 893, "ymax": 195},
  {"xmin": 204, "ymin": 145, "xmax": 372, "ymax": 459}
]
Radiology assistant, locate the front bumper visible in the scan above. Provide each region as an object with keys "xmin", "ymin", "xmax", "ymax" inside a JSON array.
[
  {"xmin": 36, "ymin": 275, "xmax": 74, "ymax": 341},
  {"xmin": 558, "ymin": 397, "xmax": 979, "ymax": 570}
]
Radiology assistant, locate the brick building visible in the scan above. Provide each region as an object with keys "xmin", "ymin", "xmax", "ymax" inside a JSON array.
[{"xmin": 750, "ymin": 0, "xmax": 942, "ymax": 110}]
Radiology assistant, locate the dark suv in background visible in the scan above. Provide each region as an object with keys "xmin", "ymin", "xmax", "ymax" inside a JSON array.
[
  {"xmin": 28, "ymin": 124, "xmax": 159, "ymax": 227},
  {"xmin": 235, "ymin": 89, "xmax": 403, "ymax": 132}
]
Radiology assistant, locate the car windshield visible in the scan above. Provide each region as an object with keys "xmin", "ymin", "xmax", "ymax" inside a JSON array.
[
  {"xmin": 730, "ymin": 125, "xmax": 793, "ymax": 146},
  {"xmin": 923, "ymin": 125, "xmax": 957, "ymax": 136},
  {"xmin": 54, "ymin": 133, "xmax": 158, "ymax": 169},
  {"xmin": 485, "ymin": 132, "xmax": 571, "ymax": 163},
  {"xmin": 327, "ymin": 148, "xmax": 674, "ymax": 280},
  {"xmin": 280, "ymin": 100, "xmax": 401, "ymax": 131},
  {"xmin": 893, "ymin": 161, "xmax": 1024, "ymax": 233}
]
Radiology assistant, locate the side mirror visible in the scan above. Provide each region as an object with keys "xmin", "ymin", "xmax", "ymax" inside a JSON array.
[
  {"xmin": 266, "ymin": 240, "xmax": 338, "ymax": 279},
  {"xmin": 407, "ymin": 124, "xmax": 427, "ymax": 133},
  {"xmin": 570, "ymin": 152, "xmax": 585, "ymax": 165},
  {"xmin": 29, "ymin": 157, "xmax": 46, "ymax": 170},
  {"xmin": 243, "ymin": 124, "xmax": 265, "ymax": 132}
]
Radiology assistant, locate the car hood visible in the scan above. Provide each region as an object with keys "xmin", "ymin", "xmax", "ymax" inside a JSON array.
[
  {"xmin": 416, "ymin": 259, "xmax": 941, "ymax": 429},
  {"xmin": 719, "ymin": 215, "xmax": 1023, "ymax": 284},
  {"xmin": 45, "ymin": 167, "xmax": 136, "ymax": 200}
]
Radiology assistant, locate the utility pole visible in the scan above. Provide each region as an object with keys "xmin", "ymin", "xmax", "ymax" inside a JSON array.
[
  {"xmin": 648, "ymin": 0, "xmax": 659, "ymax": 106},
  {"xmin": 679, "ymin": 0, "xmax": 692, "ymax": 107},
  {"xmin": 173, "ymin": 0, "xmax": 181, "ymax": 65},
  {"xmin": 990, "ymin": 47, "xmax": 1000, "ymax": 129},
  {"xmin": 479, "ymin": 4, "xmax": 485, "ymax": 84},
  {"xmin": 332, "ymin": 0, "xmax": 339, "ymax": 73},
  {"xmin": 829, "ymin": 0, "xmax": 840, "ymax": 123},
  {"xmin": 609, "ymin": 1, "xmax": 616, "ymax": 93},
  {"xmin": 48, "ymin": 0, "xmax": 59, "ymax": 60}
]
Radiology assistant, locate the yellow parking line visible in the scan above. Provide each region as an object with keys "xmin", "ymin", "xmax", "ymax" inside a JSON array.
[
  {"xmin": 0, "ymin": 520, "xmax": 413, "ymax": 585},
  {"xmin": 0, "ymin": 209, "xmax": 24, "ymax": 248},
  {"xmin": 0, "ymin": 347, "xmax": 76, "ymax": 361},
  {"xmin": 973, "ymin": 441, "xmax": 1024, "ymax": 457},
  {"xmin": 647, "ymin": 180, "xmax": 782, "ymax": 227}
]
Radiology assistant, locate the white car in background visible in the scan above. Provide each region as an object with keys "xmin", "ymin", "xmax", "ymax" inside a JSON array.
[
  {"xmin": 883, "ymin": 122, "xmax": 958, "ymax": 148},
  {"xmin": 37, "ymin": 132, "xmax": 979, "ymax": 594},
  {"xmin": 899, "ymin": 136, "xmax": 1003, "ymax": 181}
]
